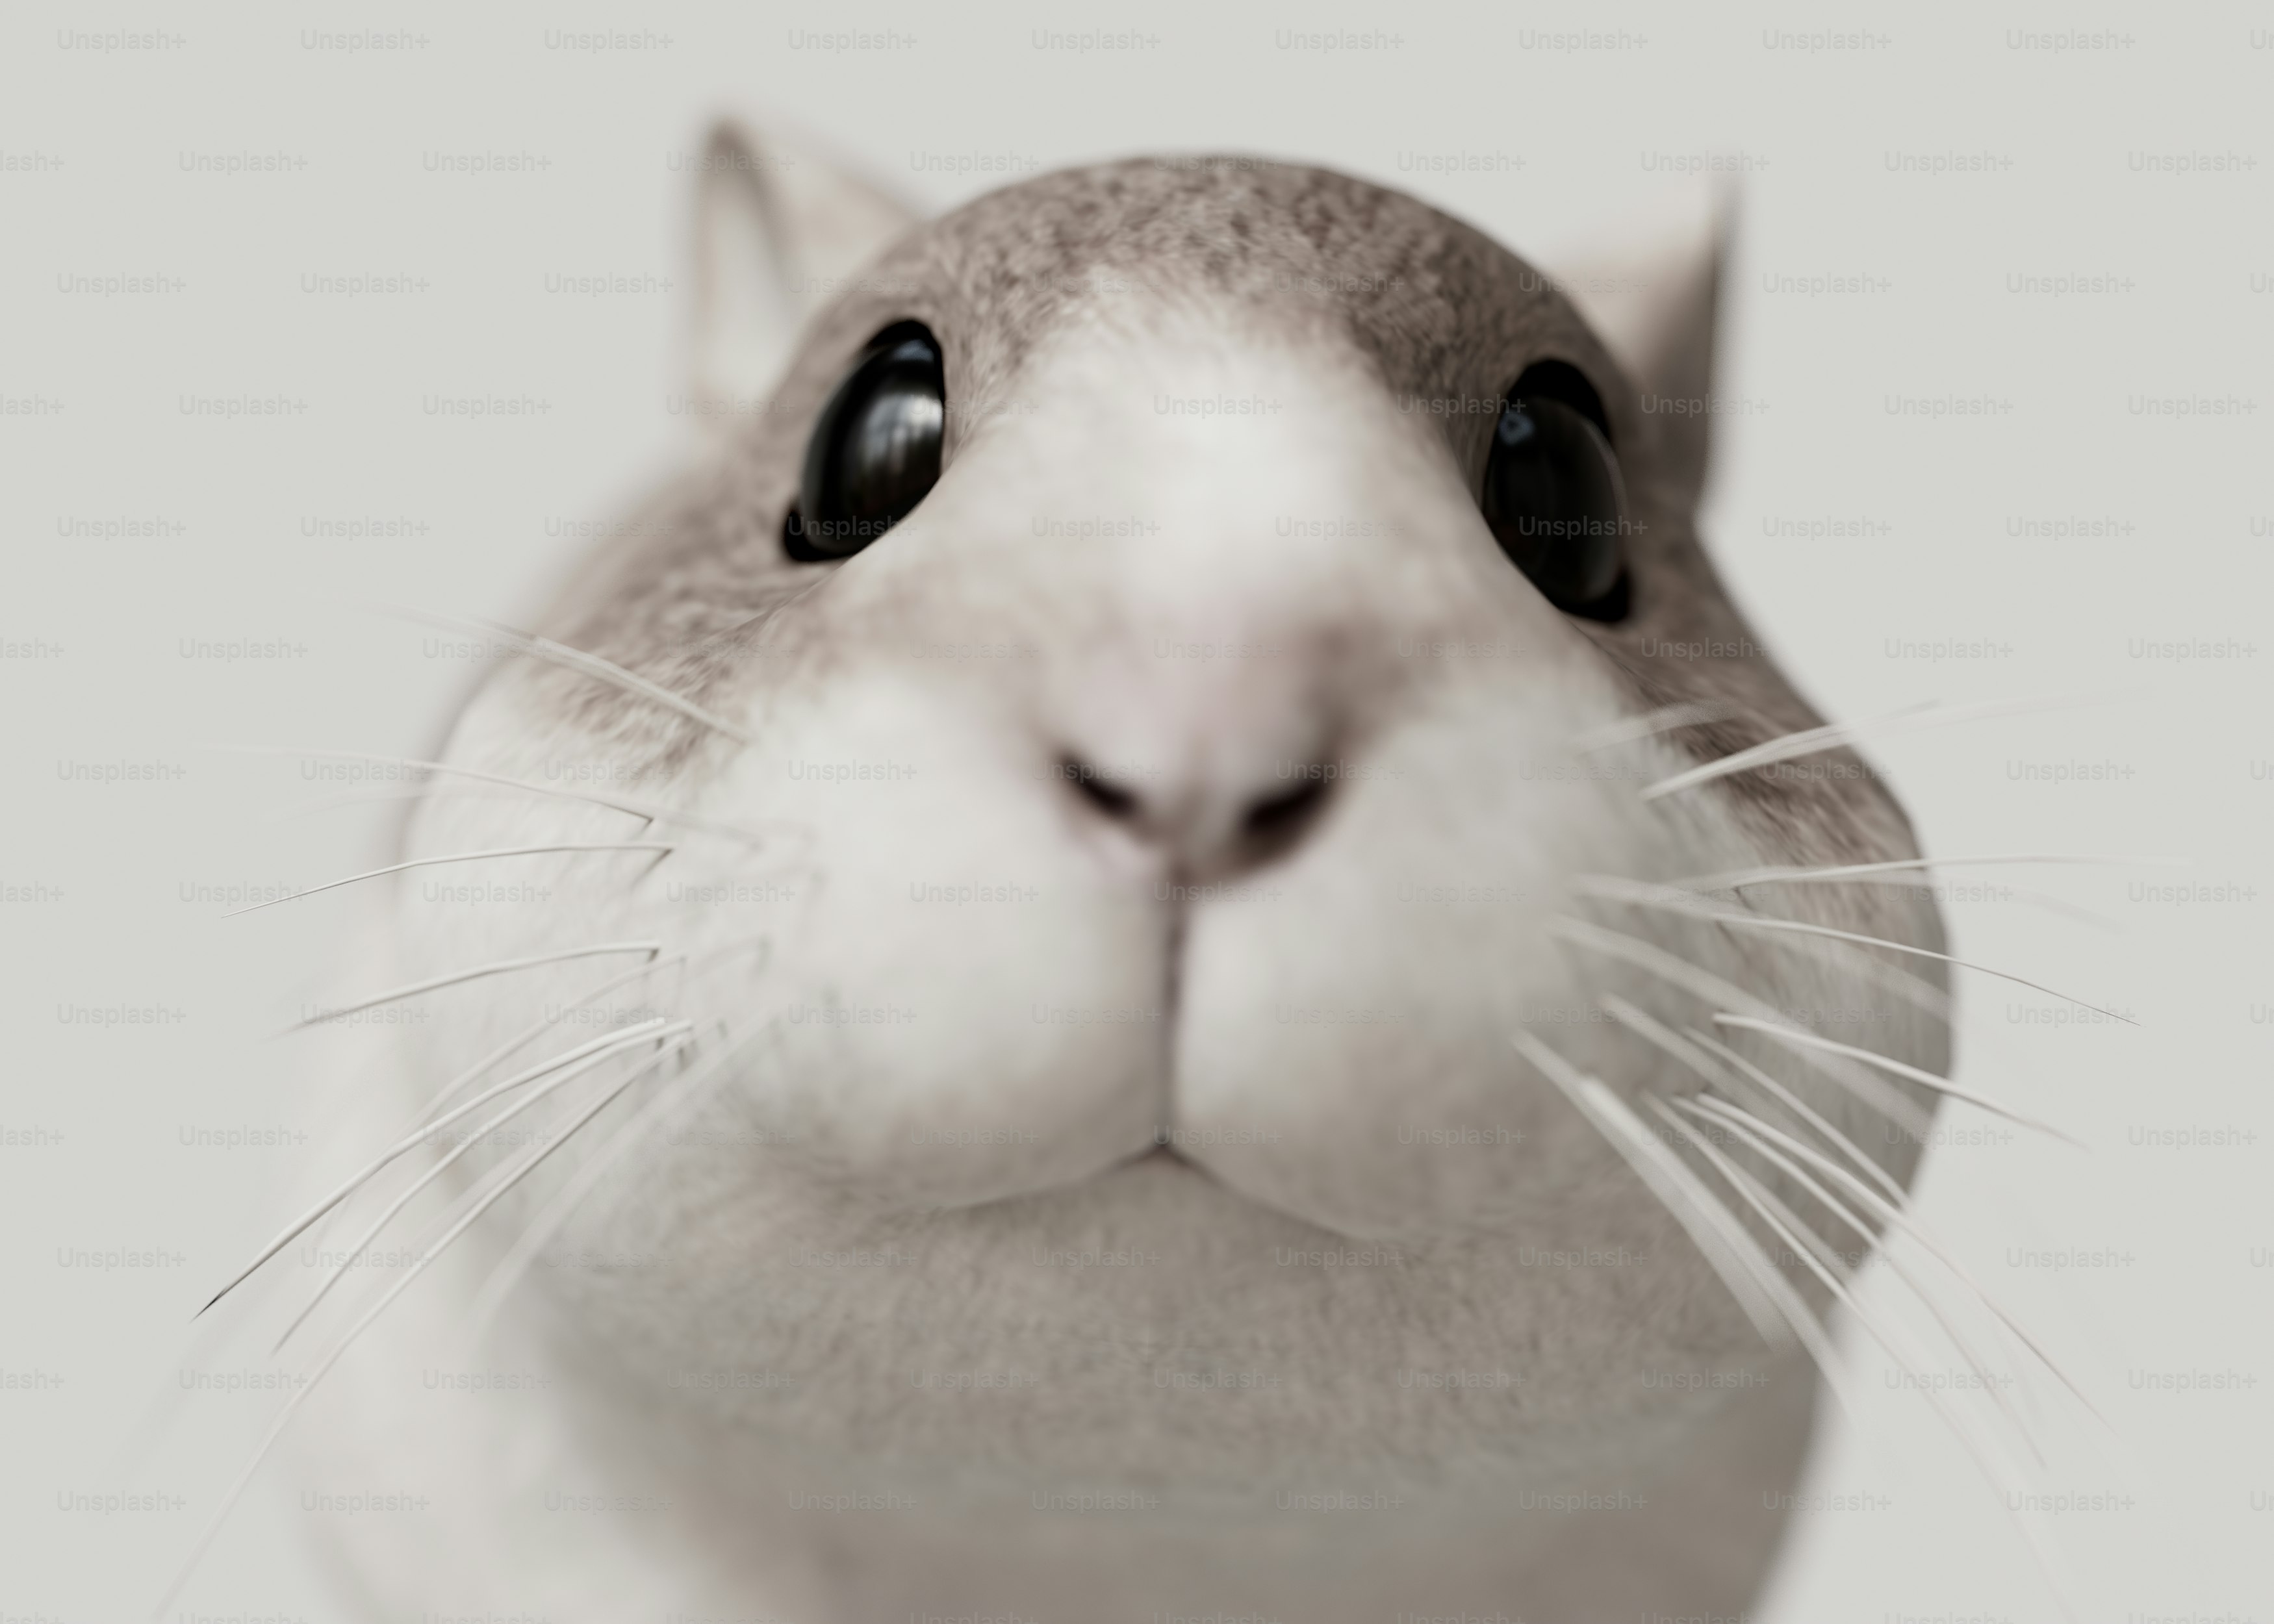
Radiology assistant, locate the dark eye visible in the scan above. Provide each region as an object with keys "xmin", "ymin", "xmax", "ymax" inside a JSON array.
[
  {"xmin": 784, "ymin": 323, "xmax": 945, "ymax": 562},
  {"xmin": 1481, "ymin": 361, "xmax": 1629, "ymax": 621}
]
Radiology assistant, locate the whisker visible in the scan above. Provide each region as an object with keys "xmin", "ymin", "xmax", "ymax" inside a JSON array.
[
  {"xmin": 402, "ymin": 928, "xmax": 773, "ymax": 1132},
  {"xmin": 1683, "ymin": 1093, "xmax": 2106, "ymax": 1428},
  {"xmin": 1598, "ymin": 995, "xmax": 1906, "ymax": 1203},
  {"xmin": 1664, "ymin": 1095, "xmax": 2046, "ymax": 1466},
  {"xmin": 1724, "ymin": 870, "xmax": 2126, "ymax": 932},
  {"xmin": 463, "ymin": 1011, "xmax": 774, "ymax": 1349},
  {"xmin": 1694, "ymin": 898, "xmax": 1956, "ymax": 1027},
  {"xmin": 407, "ymin": 932, "xmax": 767, "ymax": 1124},
  {"xmin": 1640, "ymin": 691, "xmax": 2125, "ymax": 802},
  {"xmin": 1600, "ymin": 993, "xmax": 2012, "ymax": 1438},
  {"xmin": 198, "ymin": 1021, "xmax": 678, "ymax": 1315},
  {"xmin": 405, "ymin": 953, "xmax": 691, "ymax": 1124},
  {"xmin": 1673, "ymin": 857, "xmax": 2138, "ymax": 931},
  {"xmin": 279, "ymin": 785, "xmax": 541, "ymax": 821},
  {"xmin": 1652, "ymin": 896, "xmax": 1959, "ymax": 1030},
  {"xmin": 287, "ymin": 941, "xmax": 663, "ymax": 1033},
  {"xmin": 1572, "ymin": 699, "xmax": 1745, "ymax": 753},
  {"xmin": 1676, "ymin": 852, "xmax": 2186, "ymax": 893},
  {"xmin": 1548, "ymin": 917, "xmax": 1934, "ymax": 1135},
  {"xmin": 1581, "ymin": 874, "xmax": 1954, "ymax": 1022},
  {"xmin": 1651, "ymin": 1101, "xmax": 2078, "ymax": 1619},
  {"xmin": 209, "ymin": 745, "xmax": 776, "ymax": 848},
  {"xmin": 1667, "ymin": 1109, "xmax": 2045, "ymax": 1443},
  {"xmin": 1511, "ymin": 1033, "xmax": 1814, "ymax": 1362},
  {"xmin": 1711, "ymin": 1015, "xmax": 2083, "ymax": 1147},
  {"xmin": 323, "ymin": 937, "xmax": 761, "ymax": 1263},
  {"xmin": 1682, "ymin": 1026, "xmax": 1908, "ymax": 1203},
  {"xmin": 1653, "ymin": 1097, "xmax": 1863, "ymax": 1290},
  {"xmin": 149, "ymin": 1037, "xmax": 685, "ymax": 1624},
  {"xmin": 272, "ymin": 1026, "xmax": 692, "ymax": 1352},
  {"xmin": 225, "ymin": 843, "xmax": 673, "ymax": 917},
  {"xmin": 1598, "ymin": 994, "xmax": 1749, "ymax": 1093},
  {"xmin": 372, "ymin": 603, "xmax": 756, "ymax": 744},
  {"xmin": 1575, "ymin": 873, "xmax": 2135, "ymax": 1023}
]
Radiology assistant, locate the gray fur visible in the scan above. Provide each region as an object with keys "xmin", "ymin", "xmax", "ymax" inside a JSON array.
[{"xmin": 267, "ymin": 135, "xmax": 1951, "ymax": 1624}]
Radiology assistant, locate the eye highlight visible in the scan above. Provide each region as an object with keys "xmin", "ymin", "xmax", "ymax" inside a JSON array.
[
  {"xmin": 1480, "ymin": 361, "xmax": 1629, "ymax": 621},
  {"xmin": 784, "ymin": 322, "xmax": 945, "ymax": 562}
]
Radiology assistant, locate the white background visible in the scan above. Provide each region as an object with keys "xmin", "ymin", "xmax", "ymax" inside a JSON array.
[{"xmin": 1, "ymin": 2, "xmax": 2267, "ymax": 1619}]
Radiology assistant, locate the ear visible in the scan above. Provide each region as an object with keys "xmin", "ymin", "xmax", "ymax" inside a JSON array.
[
  {"xmin": 687, "ymin": 120, "xmax": 923, "ymax": 425},
  {"xmin": 1540, "ymin": 187, "xmax": 1731, "ymax": 512}
]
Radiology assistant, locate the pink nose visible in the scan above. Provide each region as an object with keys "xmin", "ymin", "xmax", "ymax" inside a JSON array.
[{"xmin": 1053, "ymin": 747, "xmax": 1338, "ymax": 880}]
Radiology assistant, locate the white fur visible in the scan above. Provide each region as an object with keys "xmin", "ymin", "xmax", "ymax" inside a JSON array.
[{"xmin": 263, "ymin": 140, "xmax": 1943, "ymax": 1624}]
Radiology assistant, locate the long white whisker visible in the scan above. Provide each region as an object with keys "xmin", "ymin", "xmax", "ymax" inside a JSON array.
[
  {"xmin": 1641, "ymin": 691, "xmax": 2125, "ymax": 801},
  {"xmin": 373, "ymin": 603, "xmax": 756, "ymax": 744},
  {"xmin": 1511, "ymin": 1034, "xmax": 1812, "ymax": 1362},
  {"xmin": 1576, "ymin": 874, "xmax": 2134, "ymax": 1024},
  {"xmin": 1711, "ymin": 1015, "xmax": 2082, "ymax": 1147},
  {"xmin": 287, "ymin": 941, "xmax": 662, "ymax": 1032},
  {"xmin": 225, "ymin": 844, "xmax": 672, "ymax": 917},
  {"xmin": 199, "ymin": 1021, "xmax": 678, "ymax": 1315},
  {"xmin": 149, "ymin": 1039, "xmax": 681, "ymax": 1624},
  {"xmin": 406, "ymin": 954, "xmax": 687, "ymax": 1125},
  {"xmin": 1548, "ymin": 917, "xmax": 1934, "ymax": 1134},
  {"xmin": 316, "ymin": 937, "xmax": 763, "ymax": 1265},
  {"xmin": 404, "ymin": 933, "xmax": 769, "ymax": 1126},
  {"xmin": 1611, "ymin": 884, "xmax": 1959, "ymax": 1028},
  {"xmin": 209, "ymin": 745, "xmax": 775, "ymax": 847},
  {"xmin": 1655, "ymin": 1097, "xmax": 1863, "ymax": 1288},
  {"xmin": 1598, "ymin": 995, "xmax": 1908, "ymax": 1202},
  {"xmin": 1598, "ymin": 994, "xmax": 1750, "ymax": 1091},
  {"xmin": 273, "ymin": 1028, "xmax": 692, "ymax": 1352},
  {"xmin": 1572, "ymin": 699, "xmax": 1745, "ymax": 752},
  {"xmin": 1713, "ymin": 870, "xmax": 2126, "ymax": 932},
  {"xmin": 463, "ymin": 1013, "xmax": 774, "ymax": 1349},
  {"xmin": 1681, "ymin": 1093, "xmax": 2108, "ymax": 1428},
  {"xmin": 1665, "ymin": 1095, "xmax": 2045, "ymax": 1466},
  {"xmin": 1599, "ymin": 995, "xmax": 2014, "ymax": 1440},
  {"xmin": 1683, "ymin": 1027, "xmax": 1908, "ymax": 1203},
  {"xmin": 1657, "ymin": 1103, "xmax": 2080, "ymax": 1620},
  {"xmin": 1677, "ymin": 852, "xmax": 2186, "ymax": 893},
  {"xmin": 279, "ymin": 785, "xmax": 539, "ymax": 821},
  {"xmin": 344, "ymin": 936, "xmax": 755, "ymax": 1290}
]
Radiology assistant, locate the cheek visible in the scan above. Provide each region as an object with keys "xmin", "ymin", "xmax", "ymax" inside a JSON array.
[
  {"xmin": 673, "ymin": 679, "xmax": 1171, "ymax": 1208},
  {"xmin": 1168, "ymin": 692, "xmax": 1765, "ymax": 1240}
]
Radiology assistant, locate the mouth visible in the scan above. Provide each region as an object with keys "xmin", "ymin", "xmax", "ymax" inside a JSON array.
[
  {"xmin": 1079, "ymin": 1134, "xmax": 1380, "ymax": 1250},
  {"xmin": 1064, "ymin": 1133, "xmax": 1211, "ymax": 1195},
  {"xmin": 1127, "ymin": 1140, "xmax": 1195, "ymax": 1172}
]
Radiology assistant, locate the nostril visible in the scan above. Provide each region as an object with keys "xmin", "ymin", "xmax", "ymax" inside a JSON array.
[
  {"xmin": 1241, "ymin": 772, "xmax": 1332, "ymax": 843},
  {"xmin": 1052, "ymin": 750, "xmax": 1338, "ymax": 868},
  {"xmin": 1060, "ymin": 756, "xmax": 1142, "ymax": 821}
]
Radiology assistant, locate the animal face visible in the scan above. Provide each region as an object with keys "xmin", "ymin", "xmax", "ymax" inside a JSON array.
[
  {"xmin": 190, "ymin": 133, "xmax": 1977, "ymax": 1624},
  {"xmin": 374, "ymin": 142, "xmax": 1947, "ymax": 1499}
]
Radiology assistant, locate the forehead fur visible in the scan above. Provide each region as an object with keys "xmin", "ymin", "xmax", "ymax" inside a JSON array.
[
  {"xmin": 549, "ymin": 157, "xmax": 1622, "ymax": 674},
  {"xmin": 883, "ymin": 157, "xmax": 1575, "ymax": 411}
]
